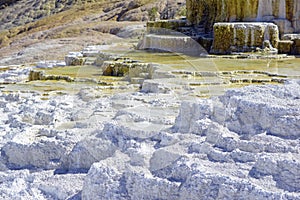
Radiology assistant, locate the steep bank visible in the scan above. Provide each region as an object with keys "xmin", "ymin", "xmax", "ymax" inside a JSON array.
[
  {"xmin": 0, "ymin": 0, "xmax": 185, "ymax": 65},
  {"xmin": 186, "ymin": 0, "xmax": 300, "ymax": 35},
  {"xmin": 0, "ymin": 0, "xmax": 185, "ymax": 47}
]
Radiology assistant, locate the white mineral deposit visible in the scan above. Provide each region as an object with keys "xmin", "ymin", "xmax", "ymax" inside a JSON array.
[{"xmin": 0, "ymin": 0, "xmax": 299, "ymax": 199}]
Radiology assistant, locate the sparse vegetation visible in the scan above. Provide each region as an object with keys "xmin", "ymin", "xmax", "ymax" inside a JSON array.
[
  {"xmin": 0, "ymin": 0, "xmax": 186, "ymax": 41},
  {"xmin": 176, "ymin": 5, "xmax": 186, "ymax": 18},
  {"xmin": 0, "ymin": 0, "xmax": 186, "ymax": 65},
  {"xmin": 148, "ymin": 7, "xmax": 158, "ymax": 21},
  {"xmin": 0, "ymin": 0, "xmax": 162, "ymax": 48}
]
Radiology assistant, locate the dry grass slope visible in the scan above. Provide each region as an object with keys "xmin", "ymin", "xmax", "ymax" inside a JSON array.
[
  {"xmin": 0, "ymin": 0, "xmax": 185, "ymax": 65},
  {"xmin": 0, "ymin": 0, "xmax": 160, "ymax": 48}
]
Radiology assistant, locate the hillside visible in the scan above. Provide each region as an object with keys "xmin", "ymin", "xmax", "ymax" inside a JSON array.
[{"xmin": 0, "ymin": 0, "xmax": 186, "ymax": 64}]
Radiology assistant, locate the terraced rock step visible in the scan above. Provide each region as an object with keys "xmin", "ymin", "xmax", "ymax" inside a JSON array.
[
  {"xmin": 83, "ymin": 80, "xmax": 300, "ymax": 199},
  {"xmin": 1, "ymin": 79, "xmax": 299, "ymax": 199},
  {"xmin": 0, "ymin": 41, "xmax": 300, "ymax": 199}
]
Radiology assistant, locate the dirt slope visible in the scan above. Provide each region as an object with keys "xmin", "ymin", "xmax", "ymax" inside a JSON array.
[{"xmin": 0, "ymin": 0, "xmax": 185, "ymax": 64}]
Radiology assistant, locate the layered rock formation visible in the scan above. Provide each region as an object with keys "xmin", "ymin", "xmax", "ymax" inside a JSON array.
[
  {"xmin": 81, "ymin": 80, "xmax": 300, "ymax": 199},
  {"xmin": 141, "ymin": 0, "xmax": 300, "ymax": 55},
  {"xmin": 212, "ymin": 22, "xmax": 279, "ymax": 54},
  {"xmin": 0, "ymin": 41, "xmax": 299, "ymax": 198},
  {"xmin": 0, "ymin": 76, "xmax": 299, "ymax": 199},
  {"xmin": 186, "ymin": 0, "xmax": 300, "ymax": 34}
]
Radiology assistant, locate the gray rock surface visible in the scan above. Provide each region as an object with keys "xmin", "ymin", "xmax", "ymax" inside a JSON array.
[
  {"xmin": 0, "ymin": 73, "xmax": 299, "ymax": 199},
  {"xmin": 65, "ymin": 52, "xmax": 85, "ymax": 66},
  {"xmin": 81, "ymin": 80, "xmax": 300, "ymax": 199}
]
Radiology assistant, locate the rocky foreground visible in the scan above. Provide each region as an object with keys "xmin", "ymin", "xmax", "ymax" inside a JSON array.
[{"xmin": 0, "ymin": 74, "xmax": 299, "ymax": 199}]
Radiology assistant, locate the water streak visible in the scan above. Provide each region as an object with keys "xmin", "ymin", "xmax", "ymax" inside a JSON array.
[
  {"xmin": 264, "ymin": 26, "xmax": 270, "ymax": 41},
  {"xmin": 221, "ymin": 0, "xmax": 225, "ymax": 19},
  {"xmin": 266, "ymin": 0, "xmax": 273, "ymax": 16},
  {"xmin": 278, "ymin": 0, "xmax": 286, "ymax": 19},
  {"xmin": 244, "ymin": 28, "xmax": 249, "ymax": 48},
  {"xmin": 257, "ymin": 0, "xmax": 273, "ymax": 21},
  {"xmin": 233, "ymin": 25, "xmax": 237, "ymax": 46},
  {"xmin": 257, "ymin": 0, "xmax": 264, "ymax": 21},
  {"xmin": 251, "ymin": 28, "xmax": 255, "ymax": 47},
  {"xmin": 293, "ymin": 0, "xmax": 300, "ymax": 32}
]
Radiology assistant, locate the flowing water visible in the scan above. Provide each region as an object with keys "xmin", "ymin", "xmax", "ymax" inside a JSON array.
[{"xmin": 125, "ymin": 50, "xmax": 300, "ymax": 76}]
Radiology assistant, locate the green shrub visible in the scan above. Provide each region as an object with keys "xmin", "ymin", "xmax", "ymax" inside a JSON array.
[{"xmin": 148, "ymin": 7, "xmax": 158, "ymax": 21}]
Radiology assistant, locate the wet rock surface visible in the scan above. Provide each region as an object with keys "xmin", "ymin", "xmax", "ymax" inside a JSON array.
[
  {"xmin": 212, "ymin": 23, "xmax": 279, "ymax": 54},
  {"xmin": 0, "ymin": 0, "xmax": 299, "ymax": 198},
  {"xmin": 186, "ymin": 0, "xmax": 300, "ymax": 34}
]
